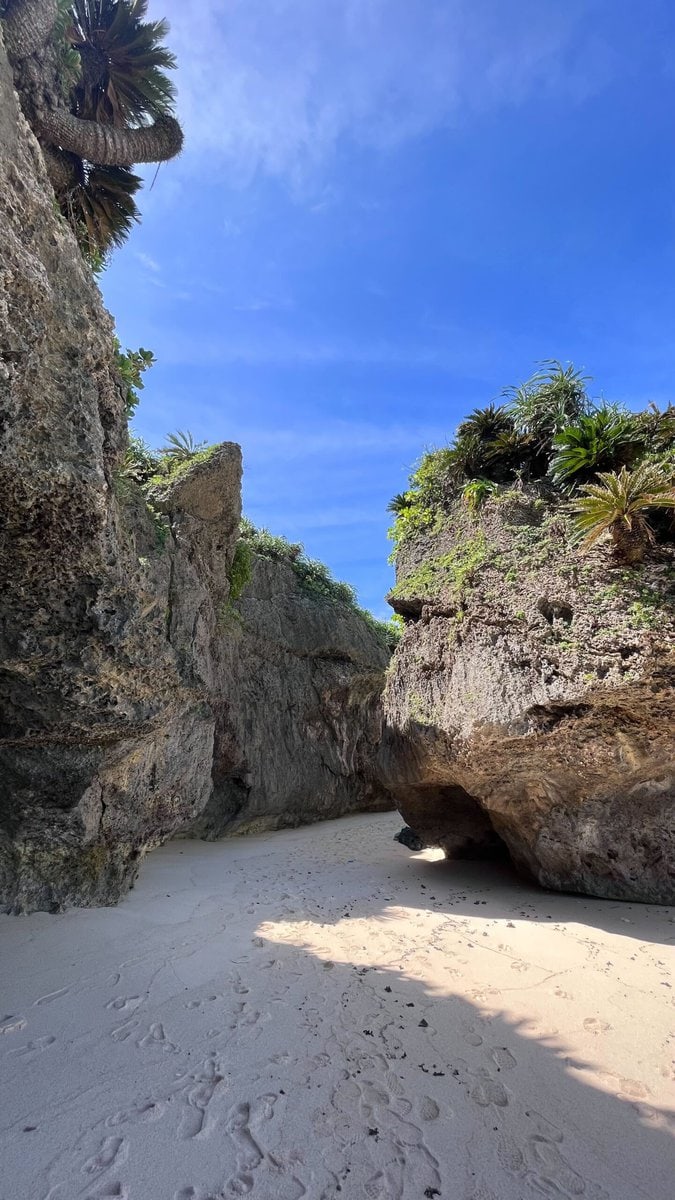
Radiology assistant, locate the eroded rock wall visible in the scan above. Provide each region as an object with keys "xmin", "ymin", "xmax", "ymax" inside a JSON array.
[
  {"xmin": 193, "ymin": 554, "xmax": 392, "ymax": 838},
  {"xmin": 381, "ymin": 487, "xmax": 675, "ymax": 903},
  {"xmin": 0, "ymin": 33, "xmax": 391, "ymax": 912}
]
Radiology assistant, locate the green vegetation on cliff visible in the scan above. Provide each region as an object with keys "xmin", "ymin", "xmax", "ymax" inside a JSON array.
[
  {"xmin": 389, "ymin": 361, "xmax": 675, "ymax": 565},
  {"xmin": 236, "ymin": 518, "xmax": 400, "ymax": 651}
]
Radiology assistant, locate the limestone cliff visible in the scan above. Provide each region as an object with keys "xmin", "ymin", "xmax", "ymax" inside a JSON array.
[
  {"xmin": 0, "ymin": 31, "xmax": 391, "ymax": 913},
  {"xmin": 380, "ymin": 486, "xmax": 675, "ymax": 904},
  {"xmin": 192, "ymin": 553, "xmax": 391, "ymax": 838}
]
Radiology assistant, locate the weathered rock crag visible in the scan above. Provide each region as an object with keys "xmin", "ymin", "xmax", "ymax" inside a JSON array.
[
  {"xmin": 193, "ymin": 553, "xmax": 391, "ymax": 838},
  {"xmin": 381, "ymin": 488, "xmax": 675, "ymax": 903},
  {"xmin": 0, "ymin": 31, "xmax": 391, "ymax": 913}
]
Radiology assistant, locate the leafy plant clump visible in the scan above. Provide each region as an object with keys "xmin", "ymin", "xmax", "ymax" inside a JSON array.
[
  {"xmin": 228, "ymin": 539, "xmax": 253, "ymax": 602},
  {"xmin": 388, "ymin": 359, "xmax": 675, "ymax": 565},
  {"xmin": 121, "ymin": 427, "xmax": 217, "ymax": 488},
  {"xmin": 115, "ymin": 340, "xmax": 155, "ymax": 419},
  {"xmin": 160, "ymin": 430, "xmax": 208, "ymax": 462}
]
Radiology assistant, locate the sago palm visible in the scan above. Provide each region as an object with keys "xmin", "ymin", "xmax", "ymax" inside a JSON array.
[
  {"xmin": 572, "ymin": 463, "xmax": 675, "ymax": 563},
  {"xmin": 550, "ymin": 406, "xmax": 640, "ymax": 485},
  {"xmin": 70, "ymin": 0, "xmax": 177, "ymax": 126},
  {"xmin": 2, "ymin": 0, "xmax": 183, "ymax": 254},
  {"xmin": 456, "ymin": 403, "xmax": 513, "ymax": 443},
  {"xmin": 387, "ymin": 493, "xmax": 413, "ymax": 515}
]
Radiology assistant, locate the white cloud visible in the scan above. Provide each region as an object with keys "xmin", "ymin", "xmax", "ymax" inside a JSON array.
[
  {"xmin": 230, "ymin": 420, "xmax": 449, "ymax": 462},
  {"xmin": 135, "ymin": 250, "xmax": 161, "ymax": 272},
  {"xmin": 153, "ymin": 0, "xmax": 612, "ymax": 189}
]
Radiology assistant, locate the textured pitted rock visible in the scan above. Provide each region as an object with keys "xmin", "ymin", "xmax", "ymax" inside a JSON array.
[
  {"xmin": 191, "ymin": 553, "xmax": 393, "ymax": 838},
  {"xmin": 380, "ymin": 488, "xmax": 675, "ymax": 903},
  {"xmin": 0, "ymin": 31, "xmax": 391, "ymax": 911}
]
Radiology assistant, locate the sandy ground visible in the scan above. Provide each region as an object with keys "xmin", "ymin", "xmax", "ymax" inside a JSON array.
[{"xmin": 0, "ymin": 812, "xmax": 673, "ymax": 1200}]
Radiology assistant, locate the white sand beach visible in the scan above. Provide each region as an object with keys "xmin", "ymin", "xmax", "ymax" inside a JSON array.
[{"xmin": 1, "ymin": 812, "xmax": 673, "ymax": 1200}]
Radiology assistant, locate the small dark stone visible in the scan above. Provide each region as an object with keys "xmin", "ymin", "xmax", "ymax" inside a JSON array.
[{"xmin": 394, "ymin": 826, "xmax": 424, "ymax": 851}]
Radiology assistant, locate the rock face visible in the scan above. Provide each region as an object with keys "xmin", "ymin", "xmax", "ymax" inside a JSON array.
[
  {"xmin": 380, "ymin": 487, "xmax": 675, "ymax": 903},
  {"xmin": 192, "ymin": 554, "xmax": 392, "ymax": 838},
  {"xmin": 0, "ymin": 32, "xmax": 391, "ymax": 913}
]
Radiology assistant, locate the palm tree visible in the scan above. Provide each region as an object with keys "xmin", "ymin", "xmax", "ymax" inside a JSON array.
[
  {"xmin": 572, "ymin": 463, "xmax": 675, "ymax": 563},
  {"xmin": 2, "ymin": 0, "xmax": 183, "ymax": 253},
  {"xmin": 70, "ymin": 0, "xmax": 176, "ymax": 125}
]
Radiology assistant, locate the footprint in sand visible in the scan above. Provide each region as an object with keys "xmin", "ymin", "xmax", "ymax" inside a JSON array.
[
  {"xmin": 527, "ymin": 1133, "xmax": 586, "ymax": 1197},
  {"xmin": 364, "ymin": 1173, "xmax": 386, "ymax": 1199},
  {"xmin": 111, "ymin": 1019, "xmax": 138, "ymax": 1042},
  {"xmin": 84, "ymin": 1182, "xmax": 128, "ymax": 1199},
  {"xmin": 225, "ymin": 1103, "xmax": 263, "ymax": 1171},
  {"xmin": 0, "ymin": 1016, "xmax": 27, "ymax": 1035},
  {"xmin": 497, "ymin": 1135, "xmax": 525, "ymax": 1174},
  {"xmin": 139, "ymin": 1022, "xmax": 178, "ymax": 1052},
  {"xmin": 616, "ymin": 1077, "xmax": 650, "ymax": 1100},
  {"xmin": 471, "ymin": 1073, "xmax": 509, "ymax": 1108},
  {"xmin": 463, "ymin": 1028, "xmax": 484, "ymax": 1047},
  {"xmin": 419, "ymin": 1096, "xmax": 440, "ymax": 1121},
  {"xmin": 487, "ymin": 1046, "xmax": 517, "ymax": 1071},
  {"xmin": 106, "ymin": 996, "xmax": 142, "ymax": 1013},
  {"xmin": 226, "ymin": 1175, "xmax": 255, "ymax": 1195},
  {"xmin": 105, "ymin": 1099, "xmax": 166, "ymax": 1128},
  {"xmin": 384, "ymin": 1071, "xmax": 404, "ymax": 1096},
  {"xmin": 82, "ymin": 1135, "xmax": 128, "ymax": 1176},
  {"xmin": 10, "ymin": 1035, "xmax": 55, "ymax": 1058},
  {"xmin": 583, "ymin": 1017, "xmax": 611, "ymax": 1035},
  {"xmin": 34, "ymin": 987, "xmax": 69, "ymax": 1006},
  {"xmin": 510, "ymin": 959, "xmax": 530, "ymax": 973}
]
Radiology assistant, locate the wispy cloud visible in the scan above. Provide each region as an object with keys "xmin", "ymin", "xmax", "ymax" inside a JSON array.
[
  {"xmin": 229, "ymin": 420, "xmax": 450, "ymax": 462},
  {"xmin": 156, "ymin": 0, "xmax": 613, "ymax": 189},
  {"xmin": 135, "ymin": 250, "xmax": 161, "ymax": 272}
]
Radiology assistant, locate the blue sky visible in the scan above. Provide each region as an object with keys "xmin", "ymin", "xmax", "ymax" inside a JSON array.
[{"xmin": 101, "ymin": 0, "xmax": 675, "ymax": 618}]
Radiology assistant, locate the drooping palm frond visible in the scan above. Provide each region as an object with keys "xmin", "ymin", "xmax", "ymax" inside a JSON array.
[
  {"xmin": 70, "ymin": 0, "xmax": 177, "ymax": 127},
  {"xmin": 571, "ymin": 463, "xmax": 675, "ymax": 562},
  {"xmin": 60, "ymin": 162, "xmax": 142, "ymax": 254}
]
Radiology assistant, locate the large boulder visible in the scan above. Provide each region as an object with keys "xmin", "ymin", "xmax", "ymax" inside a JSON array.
[{"xmin": 380, "ymin": 486, "xmax": 675, "ymax": 903}]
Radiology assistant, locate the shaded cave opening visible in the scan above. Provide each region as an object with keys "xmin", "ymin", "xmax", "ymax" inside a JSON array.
[{"xmin": 399, "ymin": 781, "xmax": 511, "ymax": 864}]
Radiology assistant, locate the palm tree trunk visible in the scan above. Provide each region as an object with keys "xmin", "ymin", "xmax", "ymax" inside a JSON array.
[
  {"xmin": 36, "ymin": 109, "xmax": 184, "ymax": 165},
  {"xmin": 610, "ymin": 519, "xmax": 647, "ymax": 564},
  {"xmin": 3, "ymin": 0, "xmax": 56, "ymax": 60}
]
